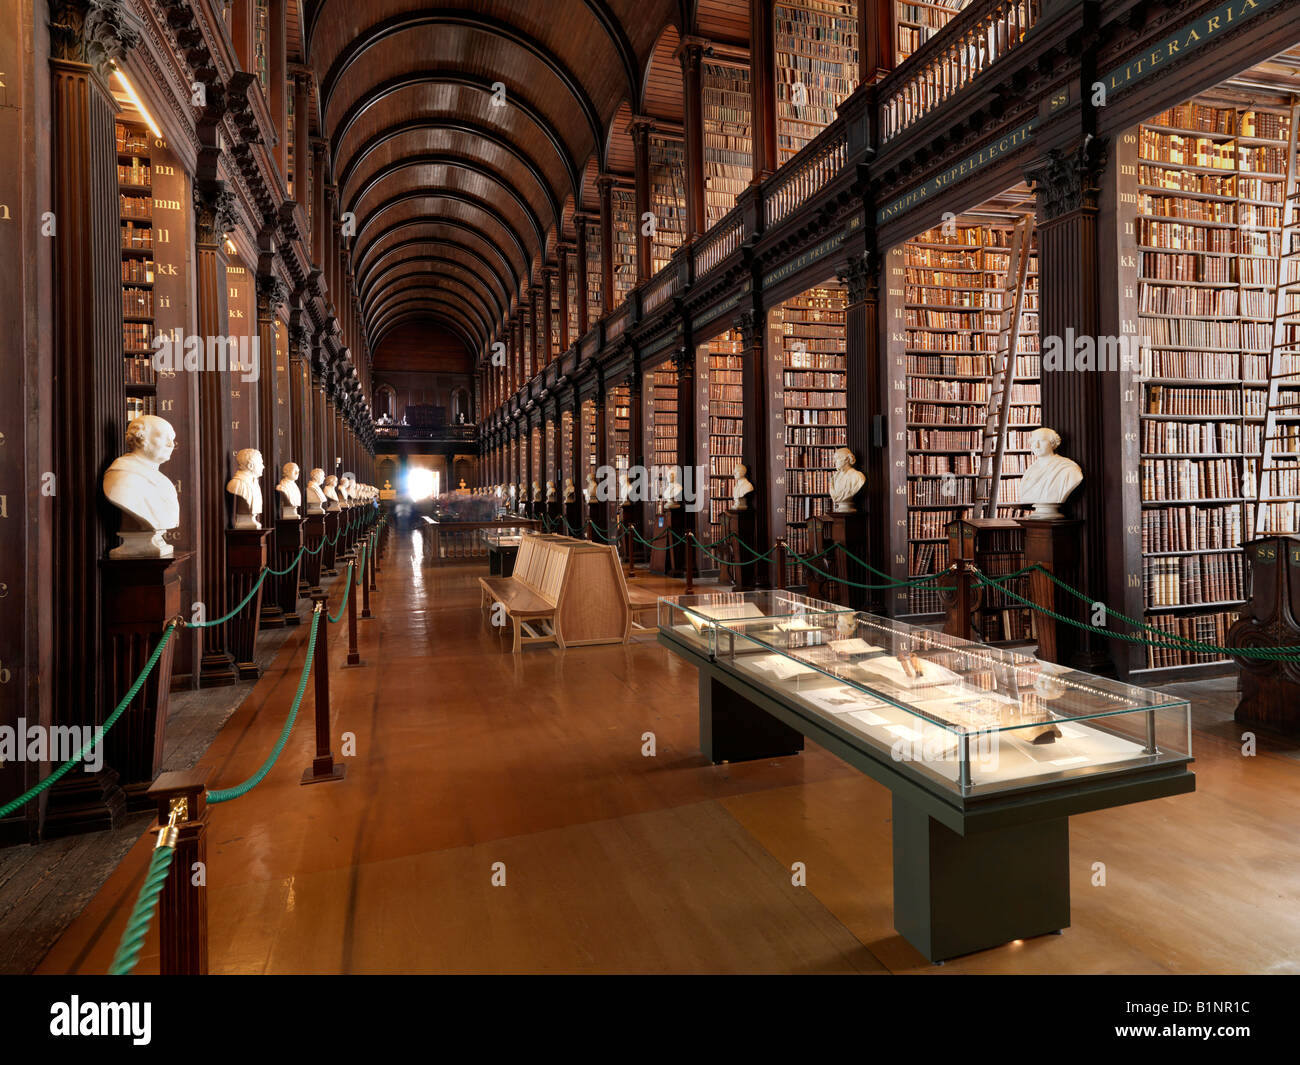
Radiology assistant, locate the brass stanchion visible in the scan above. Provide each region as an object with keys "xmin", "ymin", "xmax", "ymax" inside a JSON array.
[
  {"xmin": 146, "ymin": 769, "xmax": 210, "ymax": 975},
  {"xmin": 302, "ymin": 602, "xmax": 345, "ymax": 784},
  {"xmin": 367, "ymin": 530, "xmax": 378, "ymax": 593},
  {"xmin": 345, "ymin": 561, "xmax": 361, "ymax": 664}
]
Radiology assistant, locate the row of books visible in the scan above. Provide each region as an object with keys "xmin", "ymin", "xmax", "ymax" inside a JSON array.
[
  {"xmin": 786, "ymin": 445, "xmax": 847, "ymax": 470},
  {"xmin": 120, "ymin": 223, "xmax": 153, "ymax": 250},
  {"xmin": 1141, "ymin": 420, "xmax": 1245, "ymax": 454},
  {"xmin": 907, "ymin": 354, "xmax": 1041, "ymax": 377},
  {"xmin": 115, "ymin": 124, "xmax": 150, "ymax": 155},
  {"xmin": 1144, "ymin": 553, "xmax": 1245, "ymax": 607},
  {"xmin": 125, "ymin": 355, "xmax": 155, "ymax": 386},
  {"xmin": 121, "ymin": 288, "xmax": 154, "ymax": 318},
  {"xmin": 910, "ymin": 403, "xmax": 1040, "ymax": 425},
  {"xmin": 1140, "ymin": 458, "xmax": 1241, "ymax": 500},
  {"xmin": 1142, "ymin": 504, "xmax": 1243, "ymax": 553},
  {"xmin": 1145, "ymin": 318, "xmax": 1272, "ymax": 350},
  {"xmin": 786, "ymin": 425, "xmax": 847, "ymax": 446},
  {"xmin": 1144, "ymin": 611, "xmax": 1237, "ymax": 668}
]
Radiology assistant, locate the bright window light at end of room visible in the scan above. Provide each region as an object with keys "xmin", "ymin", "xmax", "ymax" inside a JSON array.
[{"xmin": 406, "ymin": 468, "xmax": 437, "ymax": 501}]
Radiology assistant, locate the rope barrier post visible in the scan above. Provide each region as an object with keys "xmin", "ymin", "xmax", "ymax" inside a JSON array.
[
  {"xmin": 685, "ymin": 532, "xmax": 695, "ymax": 594},
  {"xmin": 345, "ymin": 561, "xmax": 362, "ymax": 665},
  {"xmin": 361, "ymin": 544, "xmax": 374, "ymax": 621},
  {"xmin": 939, "ymin": 560, "xmax": 978, "ymax": 642},
  {"xmin": 368, "ymin": 529, "xmax": 378, "ymax": 593},
  {"xmin": 622, "ymin": 524, "xmax": 635, "ymax": 579},
  {"xmin": 303, "ymin": 602, "xmax": 346, "ymax": 785},
  {"xmin": 145, "ymin": 769, "xmax": 210, "ymax": 975},
  {"xmin": 775, "ymin": 539, "xmax": 788, "ymax": 591}
]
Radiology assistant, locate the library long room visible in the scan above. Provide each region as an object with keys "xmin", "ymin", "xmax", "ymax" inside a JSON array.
[{"xmin": 6, "ymin": 0, "xmax": 1300, "ymax": 1010}]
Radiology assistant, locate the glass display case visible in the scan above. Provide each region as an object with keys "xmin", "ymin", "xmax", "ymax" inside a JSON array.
[
  {"xmin": 658, "ymin": 590, "xmax": 853, "ymax": 659},
  {"xmin": 709, "ymin": 609, "xmax": 1191, "ymax": 799}
]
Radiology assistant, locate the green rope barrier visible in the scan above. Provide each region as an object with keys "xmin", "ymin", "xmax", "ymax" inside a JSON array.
[
  {"xmin": 327, "ymin": 555, "xmax": 358, "ymax": 624},
  {"xmin": 107, "ymin": 841, "xmax": 175, "ymax": 976},
  {"xmin": 188, "ymin": 568, "xmax": 269, "ymax": 629},
  {"xmin": 0, "ymin": 623, "xmax": 177, "ymax": 820},
  {"xmin": 207, "ymin": 607, "xmax": 320, "ymax": 805},
  {"xmin": 266, "ymin": 545, "xmax": 307, "ymax": 576}
]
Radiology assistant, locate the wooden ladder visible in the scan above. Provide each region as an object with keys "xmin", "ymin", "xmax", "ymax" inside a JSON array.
[
  {"xmin": 975, "ymin": 213, "xmax": 1035, "ymax": 519},
  {"xmin": 1251, "ymin": 99, "xmax": 1300, "ymax": 538}
]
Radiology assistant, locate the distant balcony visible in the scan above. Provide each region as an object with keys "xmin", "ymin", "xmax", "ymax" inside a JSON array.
[{"xmin": 375, "ymin": 423, "xmax": 478, "ymax": 445}]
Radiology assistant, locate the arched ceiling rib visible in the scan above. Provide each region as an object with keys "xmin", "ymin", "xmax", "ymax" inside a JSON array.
[{"xmin": 305, "ymin": 0, "xmax": 680, "ymax": 363}]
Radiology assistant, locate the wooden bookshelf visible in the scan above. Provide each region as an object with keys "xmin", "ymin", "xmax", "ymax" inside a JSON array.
[
  {"xmin": 774, "ymin": 1, "xmax": 859, "ymax": 165},
  {"xmin": 585, "ymin": 222, "xmax": 602, "ymax": 324},
  {"xmin": 895, "ymin": 1, "xmax": 971, "ymax": 64},
  {"xmin": 117, "ymin": 119, "xmax": 157, "ymax": 426},
  {"xmin": 612, "ymin": 188, "xmax": 637, "ymax": 303},
  {"xmin": 886, "ymin": 218, "xmax": 1041, "ymax": 617},
  {"xmin": 701, "ymin": 334, "xmax": 745, "ymax": 541},
  {"xmin": 775, "ymin": 286, "xmax": 848, "ymax": 584},
  {"xmin": 702, "ymin": 61, "xmax": 752, "ymax": 228},
  {"xmin": 581, "ymin": 398, "xmax": 598, "ymax": 482},
  {"xmin": 610, "ymin": 383, "xmax": 631, "ymax": 478},
  {"xmin": 1124, "ymin": 94, "xmax": 1300, "ymax": 671},
  {"xmin": 650, "ymin": 135, "xmax": 687, "ymax": 273},
  {"xmin": 566, "ymin": 250, "xmax": 579, "ymax": 346},
  {"xmin": 560, "ymin": 408, "xmax": 574, "ymax": 492}
]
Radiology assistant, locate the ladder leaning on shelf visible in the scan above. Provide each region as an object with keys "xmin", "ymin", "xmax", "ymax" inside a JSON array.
[
  {"xmin": 1251, "ymin": 98, "xmax": 1300, "ymax": 538},
  {"xmin": 974, "ymin": 212, "xmax": 1035, "ymax": 519}
]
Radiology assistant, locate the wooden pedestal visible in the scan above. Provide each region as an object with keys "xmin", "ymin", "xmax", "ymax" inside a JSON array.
[
  {"xmin": 303, "ymin": 512, "xmax": 325, "ymax": 596},
  {"xmin": 564, "ymin": 499, "xmax": 582, "ymax": 535},
  {"xmin": 274, "ymin": 518, "xmax": 305, "ymax": 625},
  {"xmin": 257, "ymin": 523, "xmax": 285, "ymax": 630},
  {"xmin": 322, "ymin": 510, "xmax": 339, "ymax": 575},
  {"xmin": 1230, "ymin": 535, "xmax": 1300, "ymax": 735},
  {"xmin": 98, "ymin": 553, "xmax": 191, "ymax": 810},
  {"xmin": 225, "ymin": 528, "xmax": 271, "ymax": 681},
  {"xmin": 1018, "ymin": 517, "xmax": 1083, "ymax": 665},
  {"xmin": 803, "ymin": 511, "xmax": 867, "ymax": 608},
  {"xmin": 650, "ymin": 506, "xmax": 686, "ymax": 576},
  {"xmin": 722, "ymin": 507, "xmax": 758, "ymax": 590}
]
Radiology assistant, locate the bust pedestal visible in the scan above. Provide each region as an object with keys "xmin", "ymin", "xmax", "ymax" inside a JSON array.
[
  {"xmin": 91, "ymin": 552, "xmax": 191, "ymax": 813},
  {"xmin": 225, "ymin": 528, "xmax": 272, "ymax": 681},
  {"xmin": 651, "ymin": 506, "xmax": 687, "ymax": 577},
  {"xmin": 723, "ymin": 508, "xmax": 758, "ymax": 591},
  {"xmin": 1017, "ymin": 517, "xmax": 1083, "ymax": 665},
  {"xmin": 564, "ymin": 498, "xmax": 582, "ymax": 537},
  {"xmin": 274, "ymin": 517, "xmax": 306, "ymax": 625},
  {"xmin": 803, "ymin": 512, "xmax": 867, "ymax": 608},
  {"xmin": 302, "ymin": 513, "xmax": 326, "ymax": 597},
  {"xmin": 322, "ymin": 510, "xmax": 340, "ymax": 576},
  {"xmin": 258, "ymin": 524, "xmax": 286, "ymax": 631}
]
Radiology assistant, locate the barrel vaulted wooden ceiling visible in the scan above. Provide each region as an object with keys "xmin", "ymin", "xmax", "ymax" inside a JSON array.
[{"xmin": 301, "ymin": 0, "xmax": 742, "ymax": 363}]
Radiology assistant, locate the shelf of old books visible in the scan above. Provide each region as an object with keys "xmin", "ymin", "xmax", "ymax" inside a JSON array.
[
  {"xmin": 650, "ymin": 363, "xmax": 679, "ymax": 501},
  {"xmin": 771, "ymin": 284, "xmax": 848, "ymax": 585},
  {"xmin": 1125, "ymin": 89, "xmax": 1300, "ymax": 672},
  {"xmin": 581, "ymin": 397, "xmax": 598, "ymax": 487},
  {"xmin": 560, "ymin": 409, "xmax": 574, "ymax": 494},
  {"xmin": 650, "ymin": 134, "xmax": 687, "ymax": 273},
  {"xmin": 699, "ymin": 333, "xmax": 745, "ymax": 544},
  {"xmin": 703, "ymin": 60, "xmax": 752, "ymax": 228},
  {"xmin": 566, "ymin": 250, "xmax": 580, "ymax": 346},
  {"xmin": 895, "ymin": 0, "xmax": 972, "ymax": 64},
  {"xmin": 117, "ymin": 118, "xmax": 157, "ymax": 425},
  {"xmin": 612, "ymin": 187, "xmax": 637, "ymax": 303},
  {"xmin": 585, "ymin": 221, "xmax": 602, "ymax": 325},
  {"xmin": 884, "ymin": 207, "xmax": 1041, "ymax": 619},
  {"xmin": 773, "ymin": 0, "xmax": 859, "ymax": 165},
  {"xmin": 609, "ymin": 383, "xmax": 632, "ymax": 481}
]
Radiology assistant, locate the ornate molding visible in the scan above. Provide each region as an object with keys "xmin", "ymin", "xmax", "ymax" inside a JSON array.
[
  {"xmin": 1024, "ymin": 134, "xmax": 1108, "ymax": 221},
  {"xmin": 193, "ymin": 180, "xmax": 239, "ymax": 246},
  {"xmin": 836, "ymin": 250, "xmax": 877, "ymax": 304},
  {"xmin": 50, "ymin": 0, "xmax": 140, "ymax": 74},
  {"xmin": 256, "ymin": 274, "xmax": 289, "ymax": 316},
  {"xmin": 733, "ymin": 309, "xmax": 762, "ymax": 348}
]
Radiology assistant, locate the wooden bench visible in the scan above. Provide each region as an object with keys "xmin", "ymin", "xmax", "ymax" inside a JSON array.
[{"xmin": 479, "ymin": 534, "xmax": 637, "ymax": 652}]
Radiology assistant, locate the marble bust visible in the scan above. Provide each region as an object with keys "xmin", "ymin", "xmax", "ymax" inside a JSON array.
[
  {"xmin": 662, "ymin": 468, "xmax": 683, "ymax": 508},
  {"xmin": 545, "ymin": 479, "xmax": 556, "ymax": 503},
  {"xmin": 1019, "ymin": 428, "xmax": 1083, "ymax": 519},
  {"xmin": 305, "ymin": 468, "xmax": 326, "ymax": 514},
  {"xmin": 618, "ymin": 471, "xmax": 631, "ymax": 505},
  {"xmin": 531, "ymin": 480, "xmax": 541, "ymax": 503},
  {"xmin": 227, "ymin": 448, "xmax": 264, "ymax": 529},
  {"xmin": 732, "ymin": 463, "xmax": 754, "ymax": 511},
  {"xmin": 584, "ymin": 473, "xmax": 598, "ymax": 503},
  {"xmin": 103, "ymin": 414, "xmax": 180, "ymax": 558},
  {"xmin": 276, "ymin": 462, "xmax": 302, "ymax": 518},
  {"xmin": 338, "ymin": 475, "xmax": 354, "ymax": 507},
  {"xmin": 829, "ymin": 447, "xmax": 866, "ymax": 513},
  {"xmin": 323, "ymin": 475, "xmax": 341, "ymax": 510},
  {"xmin": 563, "ymin": 477, "xmax": 575, "ymax": 504}
]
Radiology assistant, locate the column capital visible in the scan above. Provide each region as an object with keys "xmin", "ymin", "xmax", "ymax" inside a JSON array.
[
  {"xmin": 193, "ymin": 180, "xmax": 240, "ymax": 247},
  {"xmin": 49, "ymin": 0, "xmax": 140, "ymax": 74},
  {"xmin": 836, "ymin": 250, "xmax": 878, "ymax": 305},
  {"xmin": 1024, "ymin": 134, "xmax": 1108, "ymax": 221},
  {"xmin": 733, "ymin": 309, "xmax": 763, "ymax": 348}
]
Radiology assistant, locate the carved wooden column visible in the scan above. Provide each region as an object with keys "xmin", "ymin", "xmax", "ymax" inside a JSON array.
[
  {"xmin": 256, "ymin": 273, "xmax": 287, "ymax": 627},
  {"xmin": 194, "ymin": 180, "xmax": 239, "ymax": 686},
  {"xmin": 675, "ymin": 346, "xmax": 699, "ymax": 570},
  {"xmin": 681, "ymin": 39, "xmax": 707, "ymax": 240},
  {"xmin": 735, "ymin": 307, "xmax": 772, "ymax": 587},
  {"xmin": 859, "ymin": 0, "xmax": 895, "ymax": 84},
  {"xmin": 293, "ymin": 75, "xmax": 311, "ymax": 206},
  {"xmin": 1026, "ymin": 139, "xmax": 1114, "ymax": 673},
  {"xmin": 598, "ymin": 175, "xmax": 615, "ymax": 314},
  {"xmin": 542, "ymin": 266, "xmax": 555, "ymax": 364},
  {"xmin": 43, "ymin": 0, "xmax": 139, "ymax": 834},
  {"xmin": 574, "ymin": 215, "xmax": 590, "ymax": 335},
  {"xmin": 749, "ymin": 0, "xmax": 777, "ymax": 182},
  {"xmin": 268, "ymin": 0, "xmax": 288, "ymax": 176},
  {"xmin": 837, "ymin": 250, "xmax": 880, "ymax": 612},
  {"xmin": 630, "ymin": 117, "xmax": 653, "ymax": 281},
  {"xmin": 558, "ymin": 244, "xmax": 572, "ymax": 351}
]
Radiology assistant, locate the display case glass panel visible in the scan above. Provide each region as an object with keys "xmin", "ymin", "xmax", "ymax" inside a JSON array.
[
  {"xmin": 706, "ymin": 609, "xmax": 1192, "ymax": 798},
  {"xmin": 658, "ymin": 590, "xmax": 852, "ymax": 658}
]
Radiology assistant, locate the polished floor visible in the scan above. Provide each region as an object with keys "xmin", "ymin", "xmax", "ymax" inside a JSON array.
[{"xmin": 38, "ymin": 530, "xmax": 1300, "ymax": 973}]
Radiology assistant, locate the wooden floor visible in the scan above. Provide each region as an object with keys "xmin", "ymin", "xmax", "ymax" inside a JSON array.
[{"xmin": 37, "ymin": 530, "xmax": 1300, "ymax": 974}]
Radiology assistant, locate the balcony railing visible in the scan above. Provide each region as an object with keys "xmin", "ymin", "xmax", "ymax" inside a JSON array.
[
  {"xmin": 640, "ymin": 264, "xmax": 679, "ymax": 315},
  {"xmin": 880, "ymin": 0, "xmax": 1041, "ymax": 143},
  {"xmin": 694, "ymin": 204, "xmax": 745, "ymax": 278},
  {"xmin": 764, "ymin": 122, "xmax": 849, "ymax": 229},
  {"xmin": 375, "ymin": 424, "xmax": 477, "ymax": 444}
]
